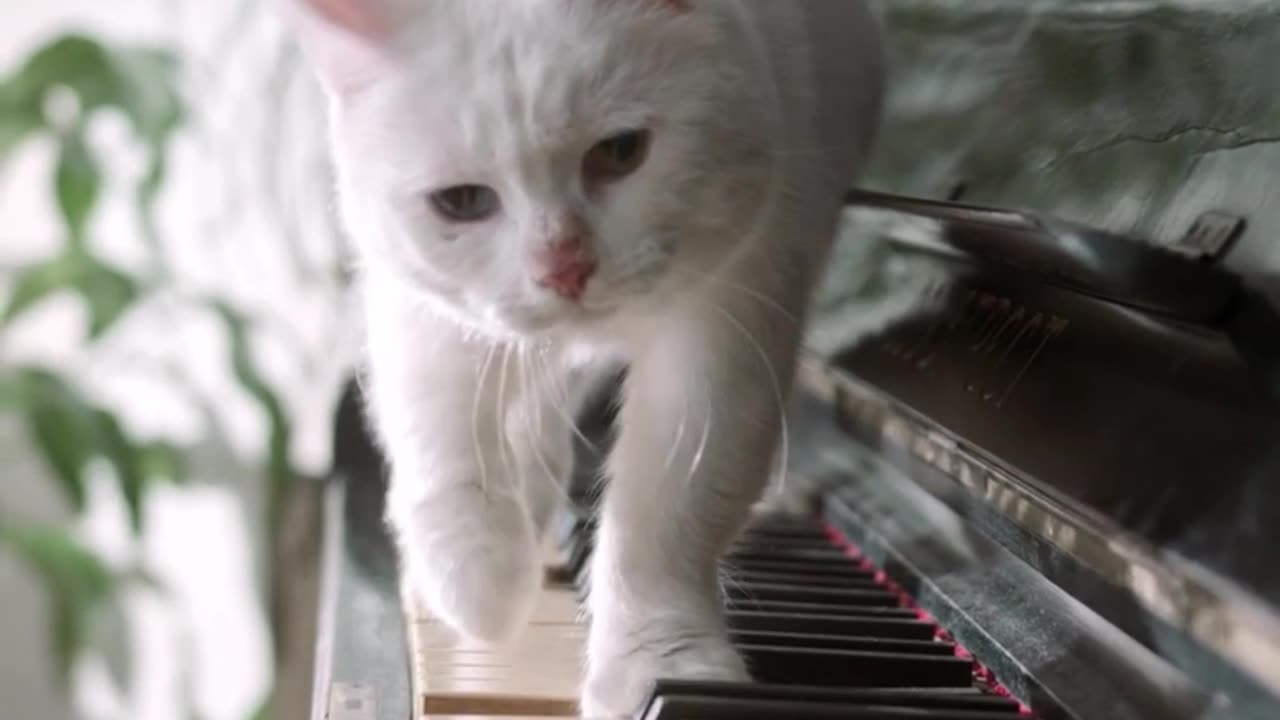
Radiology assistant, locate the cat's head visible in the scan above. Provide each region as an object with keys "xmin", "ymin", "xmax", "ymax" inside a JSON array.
[{"xmin": 287, "ymin": 0, "xmax": 777, "ymax": 340}]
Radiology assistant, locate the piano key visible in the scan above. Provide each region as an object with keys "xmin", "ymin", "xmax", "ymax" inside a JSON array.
[
  {"xmin": 729, "ymin": 630, "xmax": 958, "ymax": 656},
  {"xmin": 726, "ymin": 581, "xmax": 899, "ymax": 607},
  {"xmin": 642, "ymin": 695, "xmax": 1022, "ymax": 720},
  {"xmin": 409, "ymin": 564, "xmax": 586, "ymax": 717},
  {"xmin": 740, "ymin": 644, "xmax": 976, "ymax": 687},
  {"xmin": 728, "ymin": 547, "xmax": 852, "ymax": 564},
  {"xmin": 727, "ymin": 599, "xmax": 916, "ymax": 618},
  {"xmin": 736, "ymin": 533, "xmax": 836, "ymax": 549},
  {"xmin": 745, "ymin": 516, "xmax": 830, "ymax": 534},
  {"xmin": 724, "ymin": 570, "xmax": 884, "ymax": 589},
  {"xmin": 724, "ymin": 557, "xmax": 874, "ymax": 577},
  {"xmin": 564, "ymin": 536, "xmax": 594, "ymax": 583},
  {"xmin": 728, "ymin": 610, "xmax": 940, "ymax": 639},
  {"xmin": 742, "ymin": 524, "xmax": 831, "ymax": 539},
  {"xmin": 421, "ymin": 693, "xmax": 579, "ymax": 717},
  {"xmin": 643, "ymin": 680, "xmax": 1021, "ymax": 713},
  {"xmin": 410, "ymin": 507, "xmax": 1032, "ymax": 719}
]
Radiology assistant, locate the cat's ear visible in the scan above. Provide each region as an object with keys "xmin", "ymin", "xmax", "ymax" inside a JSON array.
[{"xmin": 282, "ymin": 0, "xmax": 396, "ymax": 96}]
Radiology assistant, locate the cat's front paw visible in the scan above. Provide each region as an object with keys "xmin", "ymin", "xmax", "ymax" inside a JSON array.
[
  {"xmin": 580, "ymin": 625, "xmax": 747, "ymax": 717},
  {"xmin": 393, "ymin": 485, "xmax": 542, "ymax": 645}
]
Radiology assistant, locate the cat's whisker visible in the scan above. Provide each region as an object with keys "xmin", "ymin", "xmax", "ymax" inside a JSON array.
[
  {"xmin": 496, "ymin": 345, "xmax": 520, "ymax": 501},
  {"xmin": 535, "ymin": 351, "xmax": 598, "ymax": 453},
  {"xmin": 667, "ymin": 263, "xmax": 799, "ymax": 326},
  {"xmin": 472, "ymin": 344, "xmax": 499, "ymax": 495},
  {"xmin": 663, "ymin": 377, "xmax": 690, "ymax": 475},
  {"xmin": 520, "ymin": 347, "xmax": 576, "ymax": 512},
  {"xmin": 717, "ymin": 564, "xmax": 756, "ymax": 607},
  {"xmin": 701, "ymin": 301, "xmax": 791, "ymax": 501},
  {"xmin": 684, "ymin": 384, "xmax": 714, "ymax": 492}
]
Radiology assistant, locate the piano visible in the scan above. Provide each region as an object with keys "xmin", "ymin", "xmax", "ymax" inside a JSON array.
[{"xmin": 309, "ymin": 2, "xmax": 1280, "ymax": 718}]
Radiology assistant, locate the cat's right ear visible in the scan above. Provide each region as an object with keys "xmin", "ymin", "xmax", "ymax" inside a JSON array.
[{"xmin": 281, "ymin": 0, "xmax": 395, "ymax": 96}]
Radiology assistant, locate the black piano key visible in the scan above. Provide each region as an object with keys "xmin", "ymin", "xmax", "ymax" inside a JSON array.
[
  {"xmin": 643, "ymin": 695, "xmax": 1021, "ymax": 720},
  {"xmin": 727, "ymin": 581, "xmax": 899, "ymax": 607},
  {"xmin": 732, "ymin": 602, "xmax": 918, "ymax": 619},
  {"xmin": 724, "ymin": 558, "xmax": 874, "ymax": 578},
  {"xmin": 644, "ymin": 680, "xmax": 1021, "ymax": 713},
  {"xmin": 724, "ymin": 570, "xmax": 884, "ymax": 590},
  {"xmin": 736, "ymin": 533, "xmax": 834, "ymax": 549},
  {"xmin": 728, "ymin": 611, "xmax": 939, "ymax": 640},
  {"xmin": 567, "ymin": 540, "xmax": 593, "ymax": 581},
  {"xmin": 741, "ymin": 644, "xmax": 975, "ymax": 688},
  {"xmin": 727, "ymin": 599, "xmax": 915, "ymax": 618},
  {"xmin": 745, "ymin": 516, "xmax": 828, "ymax": 534},
  {"xmin": 729, "ymin": 547, "xmax": 852, "ymax": 564},
  {"xmin": 738, "ymin": 527, "xmax": 834, "ymax": 540},
  {"xmin": 729, "ymin": 630, "xmax": 958, "ymax": 657},
  {"xmin": 728, "ymin": 601, "xmax": 918, "ymax": 619}
]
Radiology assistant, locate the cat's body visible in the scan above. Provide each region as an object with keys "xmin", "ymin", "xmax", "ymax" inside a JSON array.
[{"xmin": 285, "ymin": 0, "xmax": 884, "ymax": 715}]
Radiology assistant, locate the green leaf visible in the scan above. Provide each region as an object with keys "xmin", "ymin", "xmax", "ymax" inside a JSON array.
[
  {"xmin": 0, "ymin": 373, "xmax": 20, "ymax": 405},
  {"xmin": 26, "ymin": 402, "xmax": 95, "ymax": 511},
  {"xmin": 1, "ymin": 250, "xmax": 139, "ymax": 338},
  {"xmin": 0, "ymin": 524, "xmax": 116, "ymax": 681},
  {"xmin": 55, "ymin": 131, "xmax": 100, "ymax": 246},
  {"xmin": 134, "ymin": 154, "xmax": 169, "ymax": 263},
  {"xmin": 1, "ymin": 33, "xmax": 184, "ymax": 265},
  {"xmin": 3, "ymin": 36, "xmax": 118, "ymax": 115},
  {"xmin": 137, "ymin": 441, "xmax": 185, "ymax": 485},
  {"xmin": 77, "ymin": 256, "xmax": 139, "ymax": 339},
  {"xmin": 106, "ymin": 47, "xmax": 184, "ymax": 146},
  {"xmin": 0, "ymin": 81, "xmax": 45, "ymax": 158},
  {"xmin": 2, "ymin": 35, "xmax": 183, "ymax": 140},
  {"xmin": 1, "ymin": 255, "xmax": 79, "ymax": 326},
  {"xmin": 9, "ymin": 369, "xmax": 99, "ymax": 512},
  {"xmin": 90, "ymin": 409, "xmax": 148, "ymax": 532},
  {"xmin": 0, "ymin": 369, "xmax": 183, "ymax": 528},
  {"xmin": 210, "ymin": 302, "xmax": 295, "ymax": 527}
]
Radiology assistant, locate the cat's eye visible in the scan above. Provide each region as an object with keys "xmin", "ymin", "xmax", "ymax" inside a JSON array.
[
  {"xmin": 428, "ymin": 184, "xmax": 501, "ymax": 223},
  {"xmin": 583, "ymin": 129, "xmax": 652, "ymax": 184}
]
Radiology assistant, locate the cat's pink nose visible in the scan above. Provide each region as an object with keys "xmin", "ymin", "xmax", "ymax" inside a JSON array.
[
  {"xmin": 535, "ymin": 236, "xmax": 596, "ymax": 302},
  {"xmin": 537, "ymin": 257, "xmax": 597, "ymax": 301}
]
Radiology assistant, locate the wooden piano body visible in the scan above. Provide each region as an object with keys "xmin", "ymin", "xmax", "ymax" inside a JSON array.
[{"xmin": 311, "ymin": 2, "xmax": 1280, "ymax": 718}]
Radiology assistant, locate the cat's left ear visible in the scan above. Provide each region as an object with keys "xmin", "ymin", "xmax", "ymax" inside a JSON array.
[{"xmin": 281, "ymin": 0, "xmax": 396, "ymax": 96}]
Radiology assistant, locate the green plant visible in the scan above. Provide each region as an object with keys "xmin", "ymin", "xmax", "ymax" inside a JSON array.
[{"xmin": 0, "ymin": 31, "xmax": 311, "ymax": 718}]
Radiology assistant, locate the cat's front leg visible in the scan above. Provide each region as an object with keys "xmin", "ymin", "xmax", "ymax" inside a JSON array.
[
  {"xmin": 363, "ymin": 292, "xmax": 545, "ymax": 644},
  {"xmin": 581, "ymin": 285, "xmax": 805, "ymax": 716}
]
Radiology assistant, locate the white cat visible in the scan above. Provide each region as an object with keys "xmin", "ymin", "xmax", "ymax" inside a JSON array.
[{"xmin": 283, "ymin": 0, "xmax": 884, "ymax": 714}]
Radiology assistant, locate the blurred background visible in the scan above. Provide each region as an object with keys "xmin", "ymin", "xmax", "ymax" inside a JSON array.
[{"xmin": 2, "ymin": 3, "xmax": 351, "ymax": 719}]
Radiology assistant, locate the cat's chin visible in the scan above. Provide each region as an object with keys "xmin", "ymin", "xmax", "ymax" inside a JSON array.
[{"xmin": 469, "ymin": 302, "xmax": 623, "ymax": 343}]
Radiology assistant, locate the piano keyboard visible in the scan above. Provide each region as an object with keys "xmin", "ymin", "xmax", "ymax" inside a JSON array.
[
  {"xmin": 405, "ymin": 541, "xmax": 586, "ymax": 719},
  {"xmin": 405, "ymin": 512, "xmax": 1033, "ymax": 719}
]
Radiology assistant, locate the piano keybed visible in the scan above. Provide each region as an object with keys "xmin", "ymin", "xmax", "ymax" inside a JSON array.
[{"xmin": 405, "ymin": 512, "xmax": 1032, "ymax": 719}]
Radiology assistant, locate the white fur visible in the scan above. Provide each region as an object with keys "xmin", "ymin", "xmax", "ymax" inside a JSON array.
[{"xmin": 285, "ymin": 0, "xmax": 884, "ymax": 715}]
